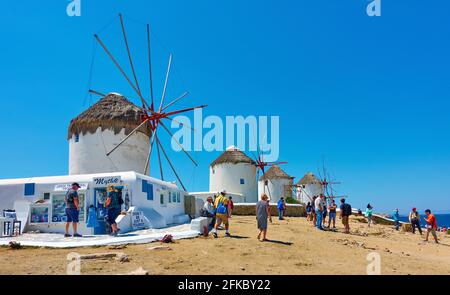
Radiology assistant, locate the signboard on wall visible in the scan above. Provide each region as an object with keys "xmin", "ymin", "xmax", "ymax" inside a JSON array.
[
  {"xmin": 92, "ymin": 176, "xmax": 122, "ymax": 187},
  {"xmin": 131, "ymin": 211, "xmax": 146, "ymax": 229},
  {"xmin": 54, "ymin": 183, "xmax": 88, "ymax": 192}
]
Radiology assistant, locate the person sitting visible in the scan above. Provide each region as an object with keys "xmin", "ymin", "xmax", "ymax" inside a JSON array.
[{"xmin": 201, "ymin": 196, "xmax": 216, "ymax": 228}]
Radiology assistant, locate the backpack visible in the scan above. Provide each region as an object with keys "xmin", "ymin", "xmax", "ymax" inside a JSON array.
[
  {"xmin": 344, "ymin": 203, "xmax": 352, "ymax": 216},
  {"xmin": 215, "ymin": 195, "xmax": 228, "ymax": 215}
]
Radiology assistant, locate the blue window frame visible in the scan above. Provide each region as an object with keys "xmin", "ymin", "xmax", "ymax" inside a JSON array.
[
  {"xmin": 142, "ymin": 180, "xmax": 148, "ymax": 193},
  {"xmin": 24, "ymin": 183, "xmax": 35, "ymax": 196},
  {"xmin": 172, "ymin": 192, "xmax": 177, "ymax": 203},
  {"xmin": 240, "ymin": 178, "xmax": 245, "ymax": 185},
  {"xmin": 169, "ymin": 192, "xmax": 172, "ymax": 203},
  {"xmin": 74, "ymin": 133, "xmax": 80, "ymax": 143},
  {"xmin": 147, "ymin": 184, "xmax": 154, "ymax": 201},
  {"xmin": 177, "ymin": 192, "xmax": 181, "ymax": 203}
]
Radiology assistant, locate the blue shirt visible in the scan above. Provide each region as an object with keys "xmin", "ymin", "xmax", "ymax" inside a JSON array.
[
  {"xmin": 65, "ymin": 189, "xmax": 78, "ymax": 209},
  {"xmin": 277, "ymin": 200, "xmax": 284, "ymax": 210},
  {"xmin": 393, "ymin": 211, "xmax": 400, "ymax": 221}
]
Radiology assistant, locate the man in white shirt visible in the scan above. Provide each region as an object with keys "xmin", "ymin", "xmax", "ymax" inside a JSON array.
[{"xmin": 314, "ymin": 194, "xmax": 325, "ymax": 230}]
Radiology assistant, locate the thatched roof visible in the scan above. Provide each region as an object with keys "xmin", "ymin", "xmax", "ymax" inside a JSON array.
[
  {"xmin": 68, "ymin": 93, "xmax": 151, "ymax": 139},
  {"xmin": 259, "ymin": 165, "xmax": 292, "ymax": 181},
  {"xmin": 210, "ymin": 146, "xmax": 255, "ymax": 167},
  {"xmin": 297, "ymin": 172, "xmax": 321, "ymax": 185}
]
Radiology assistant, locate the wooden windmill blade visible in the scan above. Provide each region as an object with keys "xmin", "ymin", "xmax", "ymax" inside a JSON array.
[
  {"xmin": 90, "ymin": 14, "xmax": 207, "ymax": 191},
  {"xmin": 155, "ymin": 135, "xmax": 187, "ymax": 191},
  {"xmin": 119, "ymin": 14, "xmax": 142, "ymax": 98},
  {"xmin": 94, "ymin": 33, "xmax": 149, "ymax": 110},
  {"xmin": 146, "ymin": 24, "xmax": 154, "ymax": 110}
]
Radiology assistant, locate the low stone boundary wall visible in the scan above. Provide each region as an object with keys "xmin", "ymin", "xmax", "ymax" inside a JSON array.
[{"xmin": 232, "ymin": 203, "xmax": 306, "ymax": 217}]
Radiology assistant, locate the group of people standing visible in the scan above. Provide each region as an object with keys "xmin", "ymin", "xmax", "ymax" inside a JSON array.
[
  {"xmin": 201, "ymin": 192, "xmax": 287, "ymax": 242},
  {"xmin": 306, "ymin": 195, "xmax": 352, "ymax": 234},
  {"xmin": 201, "ymin": 191, "xmax": 235, "ymax": 238},
  {"xmin": 357, "ymin": 202, "xmax": 439, "ymax": 244},
  {"xmin": 64, "ymin": 182, "xmax": 123, "ymax": 238}
]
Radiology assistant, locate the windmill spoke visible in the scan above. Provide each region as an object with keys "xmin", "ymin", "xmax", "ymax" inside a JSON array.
[
  {"xmin": 162, "ymin": 91, "xmax": 189, "ymax": 112},
  {"xmin": 119, "ymin": 14, "xmax": 142, "ymax": 99},
  {"xmin": 158, "ymin": 54, "xmax": 173, "ymax": 112},
  {"xmin": 155, "ymin": 134, "xmax": 164, "ymax": 180},
  {"xmin": 89, "ymin": 89, "xmax": 106, "ymax": 97},
  {"xmin": 159, "ymin": 121, "xmax": 198, "ymax": 166},
  {"xmin": 164, "ymin": 105, "xmax": 207, "ymax": 117},
  {"xmin": 155, "ymin": 136, "xmax": 187, "ymax": 191},
  {"xmin": 266, "ymin": 180, "xmax": 273, "ymax": 201},
  {"xmin": 146, "ymin": 24, "xmax": 154, "ymax": 110},
  {"xmin": 94, "ymin": 34, "xmax": 149, "ymax": 109},
  {"xmin": 106, "ymin": 119, "xmax": 149, "ymax": 156},
  {"xmin": 164, "ymin": 116, "xmax": 196, "ymax": 132},
  {"xmin": 144, "ymin": 129, "xmax": 158, "ymax": 175}
]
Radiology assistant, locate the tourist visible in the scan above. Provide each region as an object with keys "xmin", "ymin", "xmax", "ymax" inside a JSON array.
[
  {"xmin": 312, "ymin": 196, "xmax": 317, "ymax": 226},
  {"xmin": 277, "ymin": 197, "xmax": 286, "ymax": 220},
  {"xmin": 409, "ymin": 207, "xmax": 422, "ymax": 235},
  {"xmin": 202, "ymin": 196, "xmax": 216, "ymax": 228},
  {"xmin": 228, "ymin": 196, "xmax": 234, "ymax": 218},
  {"xmin": 256, "ymin": 194, "xmax": 272, "ymax": 241},
  {"xmin": 339, "ymin": 198, "xmax": 352, "ymax": 234},
  {"xmin": 424, "ymin": 209, "xmax": 439, "ymax": 244},
  {"xmin": 212, "ymin": 191, "xmax": 231, "ymax": 238},
  {"xmin": 322, "ymin": 198, "xmax": 328, "ymax": 228},
  {"xmin": 393, "ymin": 209, "xmax": 400, "ymax": 231},
  {"xmin": 327, "ymin": 199, "xmax": 337, "ymax": 229},
  {"xmin": 315, "ymin": 194, "xmax": 325, "ymax": 230},
  {"xmin": 65, "ymin": 183, "xmax": 82, "ymax": 237},
  {"xmin": 105, "ymin": 184, "xmax": 122, "ymax": 236},
  {"xmin": 306, "ymin": 202, "xmax": 313, "ymax": 221},
  {"xmin": 365, "ymin": 204, "xmax": 374, "ymax": 227}
]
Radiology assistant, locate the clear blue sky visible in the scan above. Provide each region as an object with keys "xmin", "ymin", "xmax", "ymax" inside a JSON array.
[{"xmin": 0, "ymin": 1, "xmax": 449, "ymax": 214}]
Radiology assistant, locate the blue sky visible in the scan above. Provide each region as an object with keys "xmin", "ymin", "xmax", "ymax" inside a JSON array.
[{"xmin": 0, "ymin": 1, "xmax": 449, "ymax": 213}]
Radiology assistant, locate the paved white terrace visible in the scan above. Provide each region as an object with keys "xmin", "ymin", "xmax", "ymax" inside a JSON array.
[{"xmin": 0, "ymin": 224, "xmax": 199, "ymax": 248}]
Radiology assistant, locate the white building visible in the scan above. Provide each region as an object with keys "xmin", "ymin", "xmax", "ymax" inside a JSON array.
[
  {"xmin": 0, "ymin": 171, "xmax": 189, "ymax": 235},
  {"xmin": 258, "ymin": 165, "xmax": 294, "ymax": 203},
  {"xmin": 68, "ymin": 93, "xmax": 151, "ymax": 175},
  {"xmin": 209, "ymin": 146, "xmax": 258, "ymax": 203},
  {"xmin": 295, "ymin": 172, "xmax": 323, "ymax": 204}
]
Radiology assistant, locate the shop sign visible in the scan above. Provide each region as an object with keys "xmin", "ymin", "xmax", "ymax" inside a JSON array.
[
  {"xmin": 54, "ymin": 183, "xmax": 88, "ymax": 192},
  {"xmin": 92, "ymin": 176, "xmax": 122, "ymax": 187}
]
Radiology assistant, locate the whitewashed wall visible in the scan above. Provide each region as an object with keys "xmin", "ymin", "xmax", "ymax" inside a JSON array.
[
  {"xmin": 258, "ymin": 178, "xmax": 293, "ymax": 203},
  {"xmin": 209, "ymin": 163, "xmax": 257, "ymax": 203},
  {"xmin": 296, "ymin": 183, "xmax": 323, "ymax": 204},
  {"xmin": 69, "ymin": 127, "xmax": 150, "ymax": 175}
]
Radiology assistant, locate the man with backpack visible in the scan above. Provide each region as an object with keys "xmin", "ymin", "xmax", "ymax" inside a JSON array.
[
  {"xmin": 65, "ymin": 182, "xmax": 82, "ymax": 238},
  {"xmin": 212, "ymin": 191, "xmax": 231, "ymax": 238},
  {"xmin": 339, "ymin": 198, "xmax": 352, "ymax": 234},
  {"xmin": 105, "ymin": 184, "xmax": 123, "ymax": 236}
]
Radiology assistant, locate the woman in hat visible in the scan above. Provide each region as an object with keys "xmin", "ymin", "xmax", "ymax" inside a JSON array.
[{"xmin": 105, "ymin": 185, "xmax": 122, "ymax": 236}]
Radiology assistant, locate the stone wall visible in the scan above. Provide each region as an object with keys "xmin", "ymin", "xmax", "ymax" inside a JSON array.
[{"xmin": 232, "ymin": 203, "xmax": 306, "ymax": 217}]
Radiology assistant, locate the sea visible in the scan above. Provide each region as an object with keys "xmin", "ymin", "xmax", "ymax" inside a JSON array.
[{"xmin": 398, "ymin": 214, "xmax": 450, "ymax": 229}]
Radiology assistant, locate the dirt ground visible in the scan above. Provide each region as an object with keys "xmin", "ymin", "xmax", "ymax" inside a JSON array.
[{"xmin": 1, "ymin": 215, "xmax": 450, "ymax": 275}]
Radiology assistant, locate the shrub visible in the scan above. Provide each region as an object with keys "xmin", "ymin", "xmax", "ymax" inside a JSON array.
[{"xmin": 285, "ymin": 197, "xmax": 300, "ymax": 204}]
